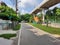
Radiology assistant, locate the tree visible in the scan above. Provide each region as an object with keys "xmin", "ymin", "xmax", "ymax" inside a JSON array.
[
  {"xmin": 45, "ymin": 7, "xmax": 60, "ymax": 24},
  {"xmin": 52, "ymin": 7, "xmax": 60, "ymax": 23},
  {"xmin": 0, "ymin": 6, "xmax": 9, "ymax": 20},
  {"xmin": 29, "ymin": 15, "xmax": 33, "ymax": 23},
  {"xmin": 46, "ymin": 10, "xmax": 53, "ymax": 26},
  {"xmin": 21, "ymin": 14, "xmax": 32, "ymax": 22},
  {"xmin": 56, "ymin": 8, "xmax": 60, "ymax": 16},
  {"xmin": 0, "ymin": 5, "xmax": 20, "ymax": 21},
  {"xmin": 56, "ymin": 8, "xmax": 60, "ymax": 22},
  {"xmin": 52, "ymin": 7, "xmax": 58, "ymax": 22},
  {"xmin": 46, "ymin": 10, "xmax": 53, "ymax": 19},
  {"xmin": 17, "ymin": 13, "xmax": 21, "ymax": 22}
]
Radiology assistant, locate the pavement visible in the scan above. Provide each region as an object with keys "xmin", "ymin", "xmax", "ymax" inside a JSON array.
[
  {"xmin": 0, "ymin": 30, "xmax": 17, "ymax": 45},
  {"xmin": 19, "ymin": 23, "xmax": 60, "ymax": 45},
  {"xmin": 0, "ymin": 38, "xmax": 13, "ymax": 45},
  {"xmin": 0, "ymin": 30, "xmax": 17, "ymax": 35}
]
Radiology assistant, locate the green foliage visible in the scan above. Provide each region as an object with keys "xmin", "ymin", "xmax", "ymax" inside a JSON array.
[
  {"xmin": 0, "ymin": 34, "xmax": 16, "ymax": 39},
  {"xmin": 0, "ymin": 5, "xmax": 20, "ymax": 21},
  {"xmin": 12, "ymin": 24, "xmax": 21, "ymax": 30},
  {"xmin": 29, "ymin": 15, "xmax": 33, "ymax": 22},
  {"xmin": 10, "ymin": 14, "xmax": 20, "ymax": 21},
  {"xmin": 0, "ymin": 13, "xmax": 9, "ymax": 20},
  {"xmin": 30, "ymin": 23, "xmax": 60, "ymax": 35},
  {"xmin": 46, "ymin": 10, "xmax": 53, "ymax": 19},
  {"xmin": 45, "ymin": 7, "xmax": 60, "ymax": 23},
  {"xmin": 21, "ymin": 14, "xmax": 32, "ymax": 22},
  {"xmin": 52, "ymin": 7, "xmax": 58, "ymax": 13},
  {"xmin": 0, "ymin": 6, "xmax": 6, "ymax": 12},
  {"xmin": 56, "ymin": 8, "xmax": 60, "ymax": 16},
  {"xmin": 17, "ymin": 13, "xmax": 22, "ymax": 22}
]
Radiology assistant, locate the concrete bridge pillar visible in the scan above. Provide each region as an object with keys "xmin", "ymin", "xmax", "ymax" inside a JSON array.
[{"xmin": 42, "ymin": 9, "xmax": 45, "ymax": 23}]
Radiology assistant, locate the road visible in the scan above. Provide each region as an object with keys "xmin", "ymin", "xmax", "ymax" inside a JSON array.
[{"xmin": 19, "ymin": 23, "xmax": 60, "ymax": 45}]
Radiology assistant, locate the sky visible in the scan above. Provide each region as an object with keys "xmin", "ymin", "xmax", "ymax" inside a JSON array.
[{"xmin": 0, "ymin": 0, "xmax": 60, "ymax": 14}]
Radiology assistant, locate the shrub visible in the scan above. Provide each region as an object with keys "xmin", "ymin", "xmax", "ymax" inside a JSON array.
[
  {"xmin": 12, "ymin": 24, "xmax": 21, "ymax": 30},
  {"xmin": 0, "ymin": 34, "xmax": 16, "ymax": 39}
]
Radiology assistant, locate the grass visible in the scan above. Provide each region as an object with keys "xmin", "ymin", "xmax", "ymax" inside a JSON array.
[
  {"xmin": 13, "ymin": 24, "xmax": 21, "ymax": 31},
  {"xmin": 0, "ymin": 34, "xmax": 16, "ymax": 39},
  {"xmin": 30, "ymin": 23, "xmax": 60, "ymax": 35}
]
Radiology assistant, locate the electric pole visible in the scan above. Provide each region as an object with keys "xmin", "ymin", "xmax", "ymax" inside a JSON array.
[{"xmin": 16, "ymin": 0, "xmax": 18, "ymax": 16}]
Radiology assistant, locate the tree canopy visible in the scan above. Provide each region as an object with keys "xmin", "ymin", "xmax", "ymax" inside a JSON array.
[
  {"xmin": 20, "ymin": 14, "xmax": 33, "ymax": 22},
  {"xmin": 45, "ymin": 7, "xmax": 60, "ymax": 23},
  {"xmin": 0, "ymin": 4, "xmax": 19, "ymax": 21}
]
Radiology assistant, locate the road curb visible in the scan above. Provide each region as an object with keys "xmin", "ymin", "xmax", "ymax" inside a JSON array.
[{"xmin": 17, "ymin": 23, "xmax": 22, "ymax": 45}]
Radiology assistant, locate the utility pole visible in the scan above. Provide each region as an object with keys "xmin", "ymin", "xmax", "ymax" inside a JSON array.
[
  {"xmin": 16, "ymin": 0, "xmax": 18, "ymax": 16},
  {"xmin": 12, "ymin": 0, "xmax": 18, "ymax": 28}
]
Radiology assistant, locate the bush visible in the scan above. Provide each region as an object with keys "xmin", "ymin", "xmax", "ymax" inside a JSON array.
[
  {"xmin": 13, "ymin": 24, "xmax": 21, "ymax": 30},
  {"xmin": 0, "ymin": 34, "xmax": 16, "ymax": 39}
]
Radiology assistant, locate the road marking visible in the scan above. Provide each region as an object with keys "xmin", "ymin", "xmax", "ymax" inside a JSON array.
[{"xmin": 18, "ymin": 23, "xmax": 22, "ymax": 45}]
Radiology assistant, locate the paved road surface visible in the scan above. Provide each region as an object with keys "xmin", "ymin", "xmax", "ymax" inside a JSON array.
[
  {"xmin": 0, "ymin": 38, "xmax": 13, "ymax": 45},
  {"xmin": 20, "ymin": 23, "xmax": 60, "ymax": 45}
]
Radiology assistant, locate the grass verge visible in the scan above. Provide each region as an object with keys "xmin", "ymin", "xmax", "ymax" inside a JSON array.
[
  {"xmin": 0, "ymin": 34, "xmax": 16, "ymax": 39},
  {"xmin": 30, "ymin": 23, "xmax": 60, "ymax": 35}
]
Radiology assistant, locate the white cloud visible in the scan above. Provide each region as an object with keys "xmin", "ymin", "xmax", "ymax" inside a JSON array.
[
  {"xmin": 18, "ymin": 0, "xmax": 38, "ymax": 14},
  {"xmin": 21, "ymin": 10, "xmax": 29, "ymax": 14},
  {"xmin": 18, "ymin": 0, "xmax": 38, "ymax": 8}
]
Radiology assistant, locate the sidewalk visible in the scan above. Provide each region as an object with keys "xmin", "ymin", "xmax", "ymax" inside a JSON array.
[
  {"xmin": 0, "ymin": 30, "xmax": 17, "ymax": 45},
  {"xmin": 0, "ymin": 37, "xmax": 13, "ymax": 45},
  {"xmin": 0, "ymin": 30, "xmax": 17, "ymax": 35}
]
